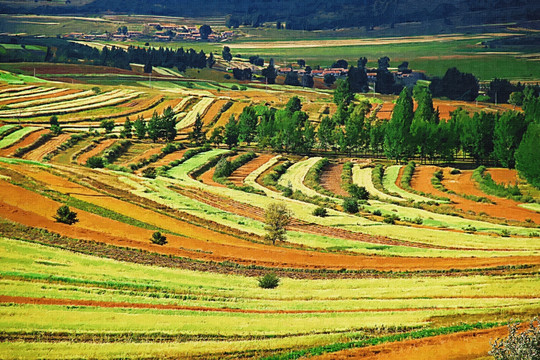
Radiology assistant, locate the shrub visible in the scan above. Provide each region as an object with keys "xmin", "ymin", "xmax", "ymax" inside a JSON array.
[
  {"xmin": 373, "ymin": 209, "xmax": 382, "ymax": 216},
  {"xmin": 258, "ymin": 273, "xmax": 280, "ymax": 289},
  {"xmin": 151, "ymin": 231, "xmax": 167, "ymax": 245},
  {"xmin": 450, "ymin": 168, "xmax": 461, "ymax": 175},
  {"xmin": 231, "ymin": 85, "xmax": 239, "ymax": 90},
  {"xmin": 54, "ymin": 205, "xmax": 78, "ymax": 225},
  {"xmin": 281, "ymin": 186, "xmax": 293, "ymax": 197},
  {"xmin": 142, "ymin": 167, "xmax": 157, "ymax": 179},
  {"xmin": 489, "ymin": 317, "xmax": 539, "ymax": 360},
  {"xmin": 463, "ymin": 225, "xmax": 477, "ymax": 233},
  {"xmin": 313, "ymin": 206, "xmax": 328, "ymax": 217},
  {"xmin": 383, "ymin": 214, "xmax": 400, "ymax": 224},
  {"xmin": 86, "ymin": 156, "xmax": 104, "ymax": 168},
  {"xmin": 224, "ymin": 74, "xmax": 231, "ymax": 79},
  {"xmin": 343, "ymin": 198, "xmax": 359, "ymax": 213},
  {"xmin": 500, "ymin": 229, "xmax": 511, "ymax": 237},
  {"xmin": 348, "ymin": 184, "xmax": 369, "ymax": 200},
  {"xmin": 264, "ymin": 203, "xmax": 291, "ymax": 245}
]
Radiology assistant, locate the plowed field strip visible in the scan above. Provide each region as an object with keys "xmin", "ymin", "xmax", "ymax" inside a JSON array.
[
  {"xmin": 202, "ymin": 99, "xmax": 229, "ymax": 127},
  {"xmin": 487, "ymin": 168, "xmax": 518, "ymax": 185},
  {"xmin": 312, "ymin": 326, "xmax": 509, "ymax": 360},
  {"xmin": 320, "ymin": 162, "xmax": 349, "ymax": 197},
  {"xmin": 135, "ymin": 149, "xmax": 188, "ymax": 174},
  {"xmin": 0, "ymin": 129, "xmax": 48, "ymax": 156},
  {"xmin": 209, "ymin": 102, "xmax": 249, "ymax": 131},
  {"xmin": 0, "ymin": 296, "xmax": 463, "ymax": 314},
  {"xmin": 76, "ymin": 139, "xmax": 116, "ymax": 165},
  {"xmin": 23, "ymin": 134, "xmax": 72, "ymax": 161},
  {"xmin": 442, "ymin": 170, "xmax": 540, "ymax": 223},
  {"xmin": 228, "ymin": 154, "xmax": 275, "ymax": 187}
]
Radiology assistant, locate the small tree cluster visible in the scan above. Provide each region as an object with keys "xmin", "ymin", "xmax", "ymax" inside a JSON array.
[
  {"xmin": 151, "ymin": 231, "xmax": 167, "ymax": 245},
  {"xmin": 54, "ymin": 205, "xmax": 78, "ymax": 225},
  {"xmin": 490, "ymin": 318, "xmax": 539, "ymax": 360},
  {"xmin": 264, "ymin": 203, "xmax": 291, "ymax": 245},
  {"xmin": 257, "ymin": 273, "xmax": 280, "ymax": 289}
]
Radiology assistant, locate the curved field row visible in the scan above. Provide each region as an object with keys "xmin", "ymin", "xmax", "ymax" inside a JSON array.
[
  {"xmin": 0, "ymin": 85, "xmax": 36, "ymax": 95},
  {"xmin": 0, "ymin": 90, "xmax": 142, "ymax": 118},
  {"xmin": 76, "ymin": 139, "xmax": 116, "ymax": 165},
  {"xmin": 22, "ymin": 133, "xmax": 73, "ymax": 162},
  {"xmin": 0, "ymin": 86, "xmax": 56, "ymax": 101},
  {"xmin": 116, "ymin": 143, "xmax": 164, "ymax": 166},
  {"xmin": 176, "ymin": 97, "xmax": 215, "ymax": 130},
  {"xmin": 0, "ymin": 127, "xmax": 42, "ymax": 149},
  {"xmin": 0, "ymin": 237, "xmax": 538, "ymax": 359},
  {"xmin": 209, "ymin": 101, "xmax": 249, "ymax": 131},
  {"xmin": 0, "ymin": 89, "xmax": 79, "ymax": 106},
  {"xmin": 383, "ymin": 165, "xmax": 443, "ymax": 203},
  {"xmin": 228, "ymin": 153, "xmax": 275, "ymax": 187},
  {"xmin": 0, "ymin": 129, "xmax": 48, "ymax": 157},
  {"xmin": 312, "ymin": 325, "xmax": 509, "ymax": 360},
  {"xmin": 0, "ymin": 124, "xmax": 18, "ymax": 137},
  {"xmin": 319, "ymin": 161, "xmax": 349, "ymax": 197},
  {"xmin": 441, "ymin": 170, "xmax": 540, "ymax": 224},
  {"xmin": 352, "ymin": 165, "xmax": 403, "ymax": 202},
  {"xmin": 487, "ymin": 168, "xmax": 519, "ymax": 185},
  {"xmin": 202, "ymin": 99, "xmax": 230, "ymax": 127},
  {"xmin": 278, "ymin": 157, "xmax": 329, "ymax": 199},
  {"xmin": 164, "ymin": 150, "xmax": 540, "ymax": 250},
  {"xmin": 5, "ymin": 89, "xmax": 93, "ymax": 109},
  {"xmin": 0, "ymin": 88, "xmax": 68, "ymax": 105},
  {"xmin": 410, "ymin": 166, "xmax": 540, "ymax": 224}
]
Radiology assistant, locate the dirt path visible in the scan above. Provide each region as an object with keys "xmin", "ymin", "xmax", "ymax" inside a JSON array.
[
  {"xmin": 0, "ymin": 129, "xmax": 48, "ymax": 157},
  {"xmin": 76, "ymin": 139, "xmax": 116, "ymax": 165},
  {"xmin": 23, "ymin": 133, "xmax": 71, "ymax": 161},
  {"xmin": 320, "ymin": 162, "xmax": 349, "ymax": 197},
  {"xmin": 312, "ymin": 326, "xmax": 509, "ymax": 360}
]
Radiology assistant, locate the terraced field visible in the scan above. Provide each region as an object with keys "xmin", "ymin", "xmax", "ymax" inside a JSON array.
[{"xmin": 0, "ymin": 74, "xmax": 538, "ymax": 360}]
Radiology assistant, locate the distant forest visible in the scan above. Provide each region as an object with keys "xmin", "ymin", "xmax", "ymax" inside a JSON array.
[{"xmin": 1, "ymin": 0, "xmax": 539, "ymax": 31}]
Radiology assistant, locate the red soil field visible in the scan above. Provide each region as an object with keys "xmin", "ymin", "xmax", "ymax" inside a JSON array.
[
  {"xmin": 228, "ymin": 154, "xmax": 275, "ymax": 187},
  {"xmin": 444, "ymin": 170, "xmax": 540, "ymax": 223},
  {"xmin": 199, "ymin": 154, "xmax": 241, "ymax": 188},
  {"xmin": 409, "ymin": 166, "xmax": 540, "ymax": 223},
  {"xmin": 2, "ymin": 170, "xmax": 539, "ymax": 271},
  {"xmin": 209, "ymin": 102, "xmax": 249, "ymax": 131},
  {"xmin": 313, "ymin": 326, "xmax": 509, "ymax": 360},
  {"xmin": 23, "ymin": 133, "xmax": 72, "ymax": 161},
  {"xmin": 135, "ymin": 148, "xmax": 188, "ymax": 174},
  {"xmin": 76, "ymin": 139, "xmax": 116, "ymax": 165},
  {"xmin": 487, "ymin": 168, "xmax": 518, "ymax": 185},
  {"xmin": 320, "ymin": 161, "xmax": 349, "ymax": 197},
  {"xmin": 0, "ymin": 129, "xmax": 48, "ymax": 157},
  {"xmin": 202, "ymin": 99, "xmax": 229, "ymax": 127}
]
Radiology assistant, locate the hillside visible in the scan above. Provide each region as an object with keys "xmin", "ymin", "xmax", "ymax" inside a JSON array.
[{"xmin": 1, "ymin": 0, "xmax": 539, "ymax": 31}]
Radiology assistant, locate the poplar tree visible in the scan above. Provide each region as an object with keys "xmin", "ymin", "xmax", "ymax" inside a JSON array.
[{"xmin": 384, "ymin": 88, "xmax": 414, "ymax": 161}]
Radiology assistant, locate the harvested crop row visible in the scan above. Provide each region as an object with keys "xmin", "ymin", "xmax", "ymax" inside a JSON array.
[
  {"xmin": 209, "ymin": 101, "xmax": 249, "ymax": 131},
  {"xmin": 0, "ymin": 127, "xmax": 42, "ymax": 149},
  {"xmin": 176, "ymin": 97, "xmax": 215, "ymax": 130},
  {"xmin": 228, "ymin": 154, "xmax": 276, "ymax": 187},
  {"xmin": 0, "ymin": 87, "xmax": 55, "ymax": 101},
  {"xmin": 0, "ymin": 85, "xmax": 36, "ymax": 95},
  {"xmin": 352, "ymin": 165, "xmax": 403, "ymax": 202},
  {"xmin": 319, "ymin": 161, "xmax": 349, "ymax": 197},
  {"xmin": 22, "ymin": 133, "xmax": 72, "ymax": 161},
  {"xmin": 383, "ymin": 165, "xmax": 439, "ymax": 203},
  {"xmin": 6, "ymin": 89, "xmax": 93, "ymax": 109}
]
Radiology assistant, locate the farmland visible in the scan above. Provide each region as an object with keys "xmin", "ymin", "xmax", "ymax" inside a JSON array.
[{"xmin": 0, "ymin": 11, "xmax": 539, "ymax": 360}]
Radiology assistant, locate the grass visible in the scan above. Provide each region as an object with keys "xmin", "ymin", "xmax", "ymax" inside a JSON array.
[{"xmin": 383, "ymin": 165, "xmax": 442, "ymax": 203}]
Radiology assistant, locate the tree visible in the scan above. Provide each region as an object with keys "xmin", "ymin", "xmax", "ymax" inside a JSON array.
[
  {"xmin": 261, "ymin": 63, "xmax": 277, "ymax": 84},
  {"xmin": 133, "ymin": 115, "xmax": 146, "ymax": 139},
  {"xmin": 384, "ymin": 88, "xmax": 414, "ymax": 161},
  {"xmin": 487, "ymin": 78, "xmax": 515, "ymax": 104},
  {"xmin": 284, "ymin": 71, "xmax": 300, "ymax": 86},
  {"xmin": 301, "ymin": 73, "xmax": 314, "ymax": 88},
  {"xmin": 348, "ymin": 66, "xmax": 369, "ymax": 93},
  {"xmin": 49, "ymin": 115, "xmax": 61, "ymax": 135},
  {"xmin": 264, "ymin": 203, "xmax": 291, "ymax": 245},
  {"xmin": 54, "ymin": 205, "xmax": 78, "ymax": 225},
  {"xmin": 121, "ymin": 117, "xmax": 132, "ymax": 138},
  {"xmin": 151, "ymin": 231, "xmax": 167, "ymax": 245},
  {"xmin": 100, "ymin": 119, "xmax": 115, "ymax": 133},
  {"xmin": 209, "ymin": 126, "xmax": 224, "ymax": 147},
  {"xmin": 285, "ymin": 96, "xmax": 302, "ymax": 113},
  {"xmin": 515, "ymin": 123, "xmax": 540, "ymax": 188},
  {"xmin": 334, "ymin": 79, "xmax": 354, "ymax": 105},
  {"xmin": 297, "ymin": 59, "xmax": 306, "ymax": 68},
  {"xmin": 147, "ymin": 112, "xmax": 160, "ymax": 142},
  {"xmin": 410, "ymin": 86, "xmax": 437, "ymax": 161},
  {"xmin": 324, "ymin": 73, "xmax": 336, "ymax": 86},
  {"xmin": 460, "ymin": 111, "xmax": 495, "ymax": 164},
  {"xmin": 489, "ymin": 318, "xmax": 539, "ymax": 360},
  {"xmin": 199, "ymin": 25, "xmax": 212, "ymax": 40},
  {"xmin": 223, "ymin": 115, "xmax": 239, "ymax": 149},
  {"xmin": 332, "ymin": 59, "xmax": 348, "ymax": 69},
  {"xmin": 317, "ymin": 116, "xmax": 335, "ymax": 151},
  {"xmin": 238, "ymin": 106, "xmax": 258, "ymax": 145},
  {"xmin": 161, "ymin": 106, "xmax": 177, "ymax": 142},
  {"xmin": 188, "ymin": 113, "xmax": 206, "ymax": 146},
  {"xmin": 430, "ymin": 67, "xmax": 479, "ymax": 101},
  {"xmin": 206, "ymin": 52, "xmax": 215, "ymax": 68},
  {"xmin": 143, "ymin": 61, "xmax": 152, "ymax": 74},
  {"xmin": 86, "ymin": 156, "xmax": 104, "ymax": 168},
  {"xmin": 225, "ymin": 15, "xmax": 239, "ymax": 28},
  {"xmin": 342, "ymin": 197, "xmax": 359, "ymax": 213},
  {"xmin": 493, "ymin": 111, "xmax": 527, "ymax": 168},
  {"xmin": 258, "ymin": 273, "xmax": 280, "ymax": 289},
  {"xmin": 222, "ymin": 46, "xmax": 232, "ymax": 62},
  {"xmin": 348, "ymin": 184, "xmax": 369, "ymax": 200},
  {"xmin": 376, "ymin": 57, "xmax": 397, "ymax": 95}
]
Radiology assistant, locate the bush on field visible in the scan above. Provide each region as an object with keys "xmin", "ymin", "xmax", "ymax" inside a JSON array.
[
  {"xmin": 342, "ymin": 197, "xmax": 359, "ymax": 213},
  {"xmin": 54, "ymin": 205, "xmax": 78, "ymax": 225},
  {"xmin": 86, "ymin": 156, "xmax": 104, "ymax": 168},
  {"xmin": 142, "ymin": 167, "xmax": 157, "ymax": 179},
  {"xmin": 151, "ymin": 231, "xmax": 167, "ymax": 245},
  {"xmin": 313, "ymin": 206, "xmax": 328, "ymax": 217},
  {"xmin": 348, "ymin": 184, "xmax": 369, "ymax": 200},
  {"xmin": 258, "ymin": 273, "xmax": 280, "ymax": 289},
  {"xmin": 489, "ymin": 317, "xmax": 539, "ymax": 360}
]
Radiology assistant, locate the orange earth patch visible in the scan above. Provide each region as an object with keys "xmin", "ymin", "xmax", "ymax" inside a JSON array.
[
  {"xmin": 23, "ymin": 133, "xmax": 72, "ymax": 161},
  {"xmin": 319, "ymin": 161, "xmax": 349, "ymax": 197},
  {"xmin": 312, "ymin": 326, "xmax": 509, "ymax": 360},
  {"xmin": 228, "ymin": 153, "xmax": 275, "ymax": 187}
]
